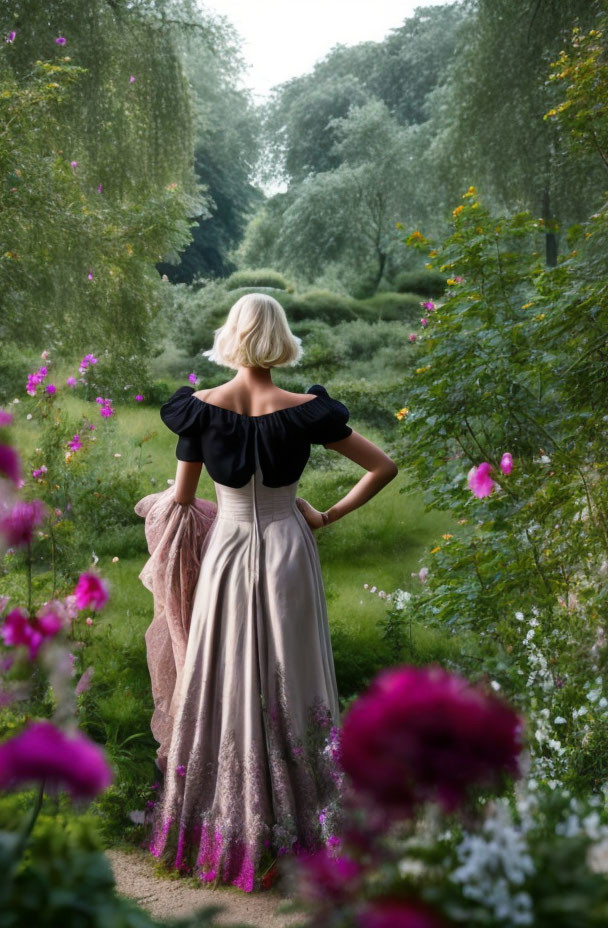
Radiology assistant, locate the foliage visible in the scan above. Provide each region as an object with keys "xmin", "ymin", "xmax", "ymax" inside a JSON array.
[
  {"xmin": 393, "ymin": 269, "xmax": 448, "ymax": 297},
  {"xmin": 224, "ymin": 268, "xmax": 293, "ymax": 291}
]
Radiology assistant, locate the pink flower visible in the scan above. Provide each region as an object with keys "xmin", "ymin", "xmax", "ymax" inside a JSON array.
[
  {"xmin": 420, "ymin": 318, "xmax": 428, "ymax": 327},
  {"xmin": 418, "ymin": 567, "xmax": 429, "ymax": 583},
  {"xmin": 67, "ymin": 434, "xmax": 82, "ymax": 452},
  {"xmin": 85, "ymin": 617, "xmax": 94, "ymax": 626},
  {"xmin": 1, "ymin": 605, "xmax": 61, "ymax": 661},
  {"xmin": 129, "ymin": 75, "xmax": 136, "ymax": 83},
  {"xmin": 55, "ymin": 36, "xmax": 67, "ymax": 45},
  {"xmin": 0, "ymin": 408, "xmax": 14, "ymax": 426},
  {"xmin": 0, "ymin": 719, "xmax": 113, "ymax": 798},
  {"xmin": 355, "ymin": 897, "xmax": 450, "ymax": 928},
  {"xmin": 421, "ymin": 301, "xmax": 435, "ymax": 311},
  {"xmin": 70, "ymin": 160, "xmax": 78, "ymax": 169},
  {"xmin": 45, "ymin": 384, "xmax": 56, "ymax": 395},
  {"xmin": 97, "ymin": 183, "xmax": 103, "ymax": 193},
  {"xmin": 66, "ymin": 376, "xmax": 77, "ymax": 387},
  {"xmin": 75, "ymin": 665, "xmax": 95, "ymax": 695},
  {"xmin": 32, "ymin": 465, "xmax": 47, "ymax": 479},
  {"xmin": 135, "ymin": 394, "xmax": 143, "ymax": 402},
  {"xmin": 0, "ymin": 498, "xmax": 47, "ymax": 547},
  {"xmin": 188, "ymin": 373, "xmax": 198, "ymax": 384},
  {"xmin": 467, "ymin": 462, "xmax": 496, "ymax": 498},
  {"xmin": 0, "ymin": 444, "xmax": 22, "ymax": 485},
  {"xmin": 87, "ymin": 269, "xmax": 94, "ymax": 281},
  {"xmin": 338, "ymin": 664, "xmax": 523, "ymax": 814},
  {"xmin": 41, "ymin": 351, "xmax": 49, "ymax": 360},
  {"xmin": 6, "ymin": 30, "xmax": 16, "ymax": 43},
  {"xmin": 500, "ymin": 452, "xmax": 513, "ymax": 476},
  {"xmin": 408, "ymin": 334, "xmax": 417, "ymax": 343},
  {"xmin": 295, "ymin": 846, "xmax": 363, "ymax": 904},
  {"xmin": 73, "ymin": 572, "xmax": 109, "ymax": 612}
]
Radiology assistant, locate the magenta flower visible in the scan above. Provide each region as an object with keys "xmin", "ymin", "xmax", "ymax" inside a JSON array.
[
  {"xmin": 32, "ymin": 465, "xmax": 47, "ymax": 479},
  {"xmin": 135, "ymin": 394, "xmax": 143, "ymax": 402},
  {"xmin": 73, "ymin": 571, "xmax": 109, "ymax": 612},
  {"xmin": 338, "ymin": 664, "xmax": 522, "ymax": 814},
  {"xmin": 66, "ymin": 376, "xmax": 77, "ymax": 387},
  {"xmin": 97, "ymin": 183, "xmax": 103, "ymax": 193},
  {"xmin": 408, "ymin": 334, "xmax": 417, "ymax": 343},
  {"xmin": 421, "ymin": 301, "xmax": 435, "ymax": 311},
  {"xmin": 79, "ymin": 353, "xmax": 98, "ymax": 373},
  {"xmin": 295, "ymin": 846, "xmax": 363, "ymax": 904},
  {"xmin": 0, "ymin": 606, "xmax": 60, "ymax": 660},
  {"xmin": 55, "ymin": 36, "xmax": 67, "ymax": 45},
  {"xmin": 355, "ymin": 897, "xmax": 450, "ymax": 928},
  {"xmin": 87, "ymin": 269, "xmax": 94, "ymax": 281},
  {"xmin": 0, "ymin": 408, "xmax": 14, "ymax": 426},
  {"xmin": 100, "ymin": 404, "xmax": 114, "ymax": 418},
  {"xmin": 6, "ymin": 30, "xmax": 16, "ymax": 44},
  {"xmin": 0, "ymin": 445, "xmax": 21, "ymax": 485},
  {"xmin": 500, "ymin": 452, "xmax": 513, "ymax": 476},
  {"xmin": 70, "ymin": 160, "xmax": 78, "ymax": 169},
  {"xmin": 75, "ymin": 665, "xmax": 95, "ymax": 695},
  {"xmin": 129, "ymin": 75, "xmax": 136, "ymax": 83},
  {"xmin": 420, "ymin": 318, "xmax": 428, "ymax": 327},
  {"xmin": 188, "ymin": 373, "xmax": 198, "ymax": 384},
  {"xmin": 0, "ymin": 498, "xmax": 47, "ymax": 547},
  {"xmin": 467, "ymin": 462, "xmax": 496, "ymax": 498},
  {"xmin": 0, "ymin": 719, "xmax": 113, "ymax": 799},
  {"xmin": 45, "ymin": 384, "xmax": 56, "ymax": 395},
  {"xmin": 176, "ymin": 764, "xmax": 186, "ymax": 776},
  {"xmin": 67, "ymin": 434, "xmax": 82, "ymax": 452}
]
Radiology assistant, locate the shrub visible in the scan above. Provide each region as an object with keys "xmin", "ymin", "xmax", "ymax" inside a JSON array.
[
  {"xmin": 224, "ymin": 268, "xmax": 292, "ymax": 291},
  {"xmin": 393, "ymin": 269, "xmax": 447, "ymax": 297},
  {"xmin": 357, "ymin": 292, "xmax": 425, "ymax": 322}
]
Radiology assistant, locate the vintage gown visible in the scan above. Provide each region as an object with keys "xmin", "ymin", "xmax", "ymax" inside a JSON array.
[{"xmin": 134, "ymin": 383, "xmax": 353, "ymax": 893}]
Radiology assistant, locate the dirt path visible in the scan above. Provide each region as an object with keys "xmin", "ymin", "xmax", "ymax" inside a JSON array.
[{"xmin": 104, "ymin": 848, "xmax": 306, "ymax": 927}]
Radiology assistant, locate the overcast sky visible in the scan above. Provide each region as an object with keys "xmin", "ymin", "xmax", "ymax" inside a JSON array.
[{"xmin": 201, "ymin": 0, "xmax": 454, "ymax": 102}]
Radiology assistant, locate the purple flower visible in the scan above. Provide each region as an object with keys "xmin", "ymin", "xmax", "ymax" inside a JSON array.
[
  {"xmin": 6, "ymin": 30, "xmax": 16, "ymax": 44},
  {"xmin": 67, "ymin": 434, "xmax": 82, "ymax": 452},
  {"xmin": 0, "ymin": 498, "xmax": 47, "ymax": 547},
  {"xmin": 73, "ymin": 571, "xmax": 109, "ymax": 612},
  {"xmin": 32, "ymin": 465, "xmax": 48, "ymax": 479},
  {"xmin": 0, "ymin": 444, "xmax": 21, "ymax": 485},
  {"xmin": 0, "ymin": 719, "xmax": 113, "ymax": 798},
  {"xmin": 338, "ymin": 664, "xmax": 523, "ymax": 814},
  {"xmin": 188, "ymin": 373, "xmax": 198, "ymax": 384},
  {"xmin": 70, "ymin": 160, "xmax": 78, "ymax": 169},
  {"xmin": 66, "ymin": 376, "xmax": 77, "ymax": 387},
  {"xmin": 1, "ymin": 605, "xmax": 61, "ymax": 661},
  {"xmin": 500, "ymin": 452, "xmax": 513, "ymax": 476},
  {"xmin": 295, "ymin": 846, "xmax": 363, "ymax": 904},
  {"xmin": 75, "ymin": 665, "xmax": 95, "ymax": 695},
  {"xmin": 0, "ymin": 408, "xmax": 14, "ymax": 426},
  {"xmin": 97, "ymin": 183, "xmax": 103, "ymax": 193},
  {"xmin": 355, "ymin": 897, "xmax": 450, "ymax": 928},
  {"xmin": 55, "ymin": 36, "xmax": 67, "ymax": 45},
  {"xmin": 45, "ymin": 384, "xmax": 56, "ymax": 395},
  {"xmin": 467, "ymin": 461, "xmax": 496, "ymax": 498},
  {"xmin": 420, "ymin": 318, "xmax": 428, "ymax": 327},
  {"xmin": 408, "ymin": 334, "xmax": 417, "ymax": 343},
  {"xmin": 135, "ymin": 394, "xmax": 143, "ymax": 402},
  {"xmin": 421, "ymin": 301, "xmax": 435, "ymax": 312},
  {"xmin": 129, "ymin": 75, "xmax": 136, "ymax": 83},
  {"xmin": 87, "ymin": 269, "xmax": 94, "ymax": 281}
]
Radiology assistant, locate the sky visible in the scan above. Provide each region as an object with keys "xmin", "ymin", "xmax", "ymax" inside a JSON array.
[{"xmin": 201, "ymin": 0, "xmax": 453, "ymax": 103}]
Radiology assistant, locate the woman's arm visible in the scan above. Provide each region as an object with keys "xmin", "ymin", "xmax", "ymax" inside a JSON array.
[
  {"xmin": 321, "ymin": 429, "xmax": 398, "ymax": 524},
  {"xmin": 173, "ymin": 460, "xmax": 204, "ymax": 505}
]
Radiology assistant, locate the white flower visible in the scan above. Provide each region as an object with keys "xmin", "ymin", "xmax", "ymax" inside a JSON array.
[
  {"xmin": 491, "ymin": 681, "xmax": 501, "ymax": 691},
  {"xmin": 554, "ymin": 717, "xmax": 566, "ymax": 725}
]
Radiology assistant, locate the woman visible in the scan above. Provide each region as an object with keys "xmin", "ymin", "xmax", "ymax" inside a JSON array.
[{"xmin": 135, "ymin": 293, "xmax": 398, "ymax": 893}]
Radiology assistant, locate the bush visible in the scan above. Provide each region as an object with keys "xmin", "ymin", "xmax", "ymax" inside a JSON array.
[
  {"xmin": 0, "ymin": 343, "xmax": 35, "ymax": 405},
  {"xmin": 357, "ymin": 292, "xmax": 425, "ymax": 322},
  {"xmin": 281, "ymin": 289, "xmax": 360, "ymax": 325},
  {"xmin": 224, "ymin": 268, "xmax": 292, "ymax": 291},
  {"xmin": 393, "ymin": 269, "xmax": 447, "ymax": 296}
]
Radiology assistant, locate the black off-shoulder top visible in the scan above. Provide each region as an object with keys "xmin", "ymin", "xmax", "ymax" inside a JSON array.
[{"xmin": 159, "ymin": 383, "xmax": 353, "ymax": 489}]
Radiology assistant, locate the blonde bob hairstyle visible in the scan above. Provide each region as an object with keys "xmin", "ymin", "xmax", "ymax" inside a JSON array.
[{"xmin": 202, "ymin": 293, "xmax": 303, "ymax": 370}]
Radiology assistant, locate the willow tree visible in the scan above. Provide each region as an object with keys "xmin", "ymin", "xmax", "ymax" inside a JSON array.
[{"xmin": 0, "ymin": 0, "xmax": 220, "ymax": 363}]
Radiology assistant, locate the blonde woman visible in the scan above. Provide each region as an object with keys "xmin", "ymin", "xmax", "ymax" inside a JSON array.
[{"xmin": 139, "ymin": 293, "xmax": 398, "ymax": 893}]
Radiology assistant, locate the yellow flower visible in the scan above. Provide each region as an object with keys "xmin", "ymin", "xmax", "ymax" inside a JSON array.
[
  {"xmin": 428, "ymin": 249, "xmax": 438, "ymax": 257},
  {"xmin": 442, "ymin": 533, "xmax": 453, "ymax": 540},
  {"xmin": 395, "ymin": 221, "xmax": 403, "ymax": 229},
  {"xmin": 395, "ymin": 407, "xmax": 409, "ymax": 421},
  {"xmin": 534, "ymin": 313, "xmax": 546, "ymax": 321},
  {"xmin": 463, "ymin": 186, "xmax": 477, "ymax": 198},
  {"xmin": 430, "ymin": 546, "xmax": 441, "ymax": 554},
  {"xmin": 472, "ymin": 202, "xmax": 480, "ymax": 209},
  {"xmin": 522, "ymin": 302, "xmax": 533, "ymax": 310},
  {"xmin": 452, "ymin": 205, "xmax": 464, "ymax": 218},
  {"xmin": 416, "ymin": 365, "xmax": 431, "ymax": 374}
]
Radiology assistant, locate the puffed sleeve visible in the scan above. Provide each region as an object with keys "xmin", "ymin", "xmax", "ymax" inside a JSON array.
[
  {"xmin": 306, "ymin": 384, "xmax": 353, "ymax": 446},
  {"xmin": 160, "ymin": 386, "xmax": 204, "ymax": 463}
]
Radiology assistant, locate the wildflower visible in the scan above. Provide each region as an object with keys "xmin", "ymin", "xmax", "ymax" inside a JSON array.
[
  {"xmin": 87, "ymin": 269, "xmax": 94, "ymax": 280},
  {"xmin": 338, "ymin": 665, "xmax": 523, "ymax": 814},
  {"xmin": 500, "ymin": 453, "xmax": 513, "ymax": 476},
  {"xmin": 420, "ymin": 317, "xmax": 428, "ymax": 327},
  {"xmin": 0, "ymin": 719, "xmax": 113, "ymax": 798},
  {"xmin": 112, "ymin": 556, "xmax": 119, "ymax": 563},
  {"xmin": 75, "ymin": 666, "xmax": 95, "ymax": 695},
  {"xmin": 430, "ymin": 546, "xmax": 441, "ymax": 554},
  {"xmin": 467, "ymin": 462, "xmax": 496, "ymax": 498},
  {"xmin": 129, "ymin": 75, "xmax": 136, "ymax": 83},
  {"xmin": 408, "ymin": 333, "xmax": 417, "ymax": 342},
  {"xmin": 418, "ymin": 567, "xmax": 429, "ymax": 583},
  {"xmin": 355, "ymin": 897, "xmax": 450, "ymax": 928},
  {"xmin": 395, "ymin": 407, "xmax": 409, "ymax": 421},
  {"xmin": 0, "ymin": 445, "xmax": 21, "ymax": 485},
  {"xmin": 66, "ymin": 376, "xmax": 77, "ymax": 387},
  {"xmin": 453, "ymin": 205, "xmax": 464, "ymax": 218},
  {"xmin": 421, "ymin": 301, "xmax": 435, "ymax": 311},
  {"xmin": 463, "ymin": 186, "xmax": 477, "ymax": 198},
  {"xmin": 70, "ymin": 160, "xmax": 78, "ymax": 169},
  {"xmin": 55, "ymin": 36, "xmax": 67, "ymax": 45},
  {"xmin": 0, "ymin": 498, "xmax": 47, "ymax": 547},
  {"xmin": 85, "ymin": 617, "xmax": 94, "ymax": 626},
  {"xmin": 97, "ymin": 183, "xmax": 103, "ymax": 193},
  {"xmin": 442, "ymin": 533, "xmax": 453, "ymax": 540},
  {"xmin": 188, "ymin": 372, "xmax": 198, "ymax": 384},
  {"xmin": 522, "ymin": 302, "xmax": 533, "ymax": 310},
  {"xmin": 6, "ymin": 30, "xmax": 16, "ymax": 43},
  {"xmin": 67, "ymin": 435, "xmax": 82, "ymax": 452},
  {"xmin": 73, "ymin": 571, "xmax": 109, "ymax": 611},
  {"xmin": 45, "ymin": 384, "xmax": 56, "ymax": 395},
  {"xmin": 295, "ymin": 846, "xmax": 363, "ymax": 905},
  {"xmin": 0, "ymin": 408, "xmax": 14, "ymax": 426},
  {"xmin": 135, "ymin": 394, "xmax": 143, "ymax": 402}
]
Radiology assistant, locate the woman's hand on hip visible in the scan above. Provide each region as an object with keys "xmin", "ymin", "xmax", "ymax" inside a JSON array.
[{"xmin": 295, "ymin": 497, "xmax": 327, "ymax": 531}]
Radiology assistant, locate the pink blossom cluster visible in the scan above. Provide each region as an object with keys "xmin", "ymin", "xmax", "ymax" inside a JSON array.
[
  {"xmin": 95, "ymin": 396, "xmax": 115, "ymax": 418},
  {"xmin": 1, "ymin": 604, "xmax": 64, "ymax": 660},
  {"xmin": 26, "ymin": 365, "xmax": 50, "ymax": 396},
  {"xmin": 467, "ymin": 453, "xmax": 513, "ymax": 498},
  {"xmin": 0, "ymin": 498, "xmax": 48, "ymax": 546}
]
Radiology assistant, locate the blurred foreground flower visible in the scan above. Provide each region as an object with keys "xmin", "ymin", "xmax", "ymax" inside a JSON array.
[
  {"xmin": 355, "ymin": 897, "xmax": 451, "ymax": 928},
  {"xmin": 338, "ymin": 664, "xmax": 523, "ymax": 814},
  {"xmin": 73, "ymin": 571, "xmax": 109, "ymax": 611},
  {"xmin": 467, "ymin": 462, "xmax": 496, "ymax": 498},
  {"xmin": 0, "ymin": 719, "xmax": 113, "ymax": 799}
]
